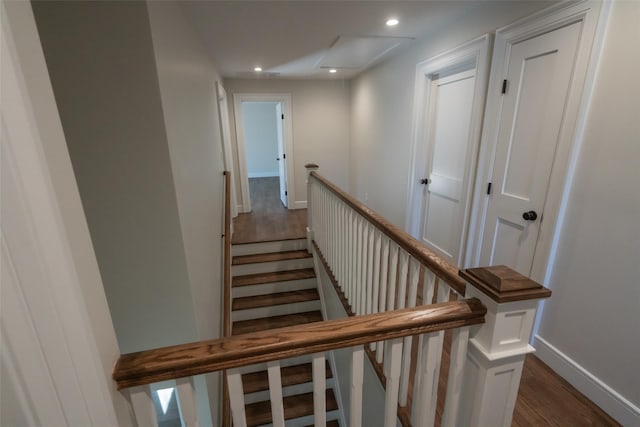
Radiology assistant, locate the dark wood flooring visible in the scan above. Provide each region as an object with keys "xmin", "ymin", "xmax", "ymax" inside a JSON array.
[
  {"xmin": 231, "ymin": 177, "xmax": 621, "ymax": 426},
  {"xmin": 232, "ymin": 177, "xmax": 307, "ymax": 244}
]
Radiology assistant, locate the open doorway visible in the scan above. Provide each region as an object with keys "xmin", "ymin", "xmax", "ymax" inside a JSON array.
[{"xmin": 233, "ymin": 94, "xmax": 293, "ymax": 213}]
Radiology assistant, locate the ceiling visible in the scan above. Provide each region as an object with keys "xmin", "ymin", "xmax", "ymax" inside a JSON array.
[{"xmin": 179, "ymin": 1, "xmax": 552, "ymax": 80}]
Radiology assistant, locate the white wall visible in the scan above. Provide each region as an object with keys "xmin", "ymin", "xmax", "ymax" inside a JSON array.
[
  {"xmin": 32, "ymin": 1, "xmax": 199, "ymax": 352},
  {"xmin": 349, "ymin": 2, "xmax": 552, "ymax": 228},
  {"xmin": 243, "ymin": 102, "xmax": 279, "ymax": 177},
  {"xmin": 224, "ymin": 79, "xmax": 350, "ymax": 208},
  {"xmin": 534, "ymin": 1, "xmax": 640, "ymax": 424},
  {"xmin": 349, "ymin": 0, "xmax": 639, "ymax": 423},
  {"xmin": 146, "ymin": 2, "xmax": 227, "ymax": 425}
]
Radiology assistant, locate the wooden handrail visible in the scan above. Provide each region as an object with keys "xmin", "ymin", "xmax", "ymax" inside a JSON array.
[
  {"xmin": 222, "ymin": 171, "xmax": 232, "ymax": 427},
  {"xmin": 309, "ymin": 171, "xmax": 467, "ymax": 294},
  {"xmin": 113, "ymin": 299, "xmax": 485, "ymax": 389},
  {"xmin": 222, "ymin": 171, "xmax": 231, "ymax": 337}
]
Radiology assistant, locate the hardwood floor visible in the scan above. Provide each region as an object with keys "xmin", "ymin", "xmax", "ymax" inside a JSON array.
[
  {"xmin": 232, "ymin": 177, "xmax": 307, "ymax": 244},
  {"xmin": 231, "ymin": 178, "xmax": 621, "ymax": 426}
]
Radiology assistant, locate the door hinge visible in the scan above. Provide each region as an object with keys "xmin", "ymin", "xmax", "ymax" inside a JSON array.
[
  {"xmin": 281, "ymin": 114, "xmax": 284, "ymax": 120},
  {"xmin": 487, "ymin": 182, "xmax": 492, "ymax": 195},
  {"xmin": 285, "ymin": 191, "xmax": 287, "ymax": 196},
  {"xmin": 283, "ymin": 153, "xmax": 286, "ymax": 159},
  {"xmin": 501, "ymin": 79, "xmax": 508, "ymax": 95}
]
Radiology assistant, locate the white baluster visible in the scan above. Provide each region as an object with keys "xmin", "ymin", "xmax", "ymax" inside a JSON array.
[
  {"xmin": 384, "ymin": 243, "xmax": 399, "ymax": 377},
  {"xmin": 396, "ymin": 250, "xmax": 409, "ymax": 310},
  {"xmin": 370, "ymin": 231, "xmax": 382, "ymax": 351},
  {"xmin": 356, "ymin": 216, "xmax": 365, "ymax": 314},
  {"xmin": 399, "ymin": 258, "xmax": 421, "ymax": 406},
  {"xmin": 350, "ymin": 345, "xmax": 365, "ymax": 427},
  {"xmin": 313, "ymin": 353, "xmax": 327, "ymax": 427},
  {"xmin": 376, "ymin": 236, "xmax": 390, "ymax": 363},
  {"xmin": 226, "ymin": 368, "xmax": 247, "ymax": 427},
  {"xmin": 267, "ymin": 361, "xmax": 285, "ymax": 427},
  {"xmin": 347, "ymin": 210, "xmax": 355, "ymax": 306},
  {"xmin": 441, "ymin": 326, "xmax": 470, "ymax": 427},
  {"xmin": 384, "ymin": 338, "xmax": 404, "ymax": 427},
  {"xmin": 176, "ymin": 377, "xmax": 199, "ymax": 427},
  {"xmin": 128, "ymin": 385, "xmax": 157, "ymax": 427},
  {"xmin": 413, "ymin": 270, "xmax": 437, "ymax": 394},
  {"xmin": 365, "ymin": 224, "xmax": 375, "ymax": 314}
]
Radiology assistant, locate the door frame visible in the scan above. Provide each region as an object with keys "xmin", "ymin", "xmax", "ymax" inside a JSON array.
[
  {"xmin": 467, "ymin": 0, "xmax": 610, "ymax": 283},
  {"xmin": 216, "ymin": 82, "xmax": 238, "ymax": 218},
  {"xmin": 405, "ymin": 34, "xmax": 492, "ymax": 266},
  {"xmin": 233, "ymin": 93, "xmax": 294, "ymax": 212}
]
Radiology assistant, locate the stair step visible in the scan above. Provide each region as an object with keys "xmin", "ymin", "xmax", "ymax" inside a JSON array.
[
  {"xmin": 245, "ymin": 389, "xmax": 338, "ymax": 427},
  {"xmin": 242, "ymin": 362, "xmax": 333, "ymax": 394},
  {"xmin": 232, "ymin": 239, "xmax": 307, "ymax": 256},
  {"xmin": 306, "ymin": 421, "xmax": 340, "ymax": 427},
  {"xmin": 233, "ymin": 289, "xmax": 319, "ymax": 311},
  {"xmin": 233, "ymin": 268, "xmax": 316, "ymax": 287},
  {"xmin": 232, "ymin": 311, "xmax": 323, "ymax": 335},
  {"xmin": 232, "ymin": 250, "xmax": 312, "ymax": 266}
]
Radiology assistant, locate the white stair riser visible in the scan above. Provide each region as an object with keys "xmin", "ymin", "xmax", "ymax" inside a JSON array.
[
  {"xmin": 282, "ymin": 410, "xmax": 340, "ymax": 427},
  {"xmin": 243, "ymin": 378, "xmax": 336, "ymax": 405},
  {"xmin": 232, "ymin": 278, "xmax": 317, "ymax": 299},
  {"xmin": 232, "ymin": 258, "xmax": 313, "ymax": 275},
  {"xmin": 232, "ymin": 300, "xmax": 320, "ymax": 322},
  {"xmin": 232, "ymin": 239, "xmax": 307, "ymax": 256}
]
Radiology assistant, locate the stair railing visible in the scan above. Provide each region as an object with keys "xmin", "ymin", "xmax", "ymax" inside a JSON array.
[
  {"xmin": 113, "ymin": 299, "xmax": 485, "ymax": 427},
  {"xmin": 305, "ymin": 164, "xmax": 551, "ymax": 427}
]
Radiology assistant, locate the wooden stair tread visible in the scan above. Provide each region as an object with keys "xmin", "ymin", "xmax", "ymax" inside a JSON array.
[
  {"xmin": 233, "ymin": 289, "xmax": 319, "ymax": 310},
  {"xmin": 245, "ymin": 389, "xmax": 338, "ymax": 427},
  {"xmin": 306, "ymin": 421, "xmax": 339, "ymax": 427},
  {"xmin": 232, "ymin": 250, "xmax": 312, "ymax": 266},
  {"xmin": 232, "ymin": 311, "xmax": 323, "ymax": 335},
  {"xmin": 233, "ymin": 268, "xmax": 316, "ymax": 287},
  {"xmin": 242, "ymin": 362, "xmax": 333, "ymax": 394}
]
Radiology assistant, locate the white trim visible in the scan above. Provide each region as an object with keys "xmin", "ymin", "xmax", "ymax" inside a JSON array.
[
  {"xmin": 216, "ymin": 81, "xmax": 238, "ymax": 218},
  {"xmin": 247, "ymin": 172, "xmax": 279, "ymax": 178},
  {"xmin": 405, "ymin": 34, "xmax": 492, "ymax": 268},
  {"xmin": 468, "ymin": 0, "xmax": 607, "ymax": 284},
  {"xmin": 1, "ymin": 2, "xmax": 130, "ymax": 424},
  {"xmin": 232, "ymin": 93, "xmax": 295, "ymax": 212},
  {"xmin": 533, "ymin": 335, "xmax": 640, "ymax": 426},
  {"xmin": 292, "ymin": 200, "xmax": 308, "ymax": 210}
]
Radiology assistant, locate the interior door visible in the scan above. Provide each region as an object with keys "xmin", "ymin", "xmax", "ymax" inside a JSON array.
[
  {"xmin": 420, "ymin": 69, "xmax": 477, "ymax": 263},
  {"xmin": 478, "ymin": 22, "xmax": 581, "ymax": 275},
  {"xmin": 275, "ymin": 102, "xmax": 287, "ymax": 207}
]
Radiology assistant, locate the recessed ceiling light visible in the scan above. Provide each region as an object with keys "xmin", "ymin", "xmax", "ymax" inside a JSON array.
[
  {"xmin": 386, "ymin": 18, "xmax": 399, "ymax": 27},
  {"xmin": 254, "ymin": 67, "xmax": 263, "ymax": 72},
  {"xmin": 329, "ymin": 69, "xmax": 337, "ymax": 73}
]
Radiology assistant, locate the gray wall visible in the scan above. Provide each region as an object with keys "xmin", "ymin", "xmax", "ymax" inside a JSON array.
[
  {"xmin": 32, "ymin": 1, "xmax": 198, "ymax": 353},
  {"xmin": 243, "ymin": 102, "xmax": 279, "ymax": 177}
]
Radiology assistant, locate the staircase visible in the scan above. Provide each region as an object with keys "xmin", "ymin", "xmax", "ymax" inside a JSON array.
[{"xmin": 231, "ymin": 238, "xmax": 341, "ymax": 427}]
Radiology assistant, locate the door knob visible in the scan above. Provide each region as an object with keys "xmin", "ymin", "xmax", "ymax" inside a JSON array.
[
  {"xmin": 522, "ymin": 210, "xmax": 538, "ymax": 221},
  {"xmin": 420, "ymin": 178, "xmax": 430, "ymax": 185},
  {"xmin": 276, "ymin": 157, "xmax": 280, "ymax": 161}
]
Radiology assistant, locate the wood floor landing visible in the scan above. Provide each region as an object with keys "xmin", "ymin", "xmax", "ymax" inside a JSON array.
[{"xmin": 232, "ymin": 177, "xmax": 307, "ymax": 244}]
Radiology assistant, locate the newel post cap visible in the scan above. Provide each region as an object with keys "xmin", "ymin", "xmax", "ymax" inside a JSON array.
[
  {"xmin": 459, "ymin": 265, "xmax": 551, "ymax": 303},
  {"xmin": 304, "ymin": 163, "xmax": 319, "ymax": 170}
]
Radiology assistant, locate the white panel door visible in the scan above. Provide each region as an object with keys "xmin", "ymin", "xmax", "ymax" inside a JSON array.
[
  {"xmin": 479, "ymin": 22, "xmax": 581, "ymax": 275},
  {"xmin": 420, "ymin": 69, "xmax": 476, "ymax": 263},
  {"xmin": 275, "ymin": 102, "xmax": 287, "ymax": 207}
]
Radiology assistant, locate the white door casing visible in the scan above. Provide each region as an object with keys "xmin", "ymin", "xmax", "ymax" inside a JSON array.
[
  {"xmin": 275, "ymin": 102, "xmax": 287, "ymax": 207},
  {"xmin": 216, "ymin": 82, "xmax": 238, "ymax": 218},
  {"xmin": 470, "ymin": 0, "xmax": 607, "ymax": 282},
  {"xmin": 406, "ymin": 35, "xmax": 492, "ymax": 267},
  {"xmin": 233, "ymin": 93, "xmax": 294, "ymax": 212}
]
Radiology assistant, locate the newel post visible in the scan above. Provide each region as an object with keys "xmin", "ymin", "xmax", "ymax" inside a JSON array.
[
  {"xmin": 456, "ymin": 266, "xmax": 551, "ymax": 427},
  {"xmin": 304, "ymin": 163, "xmax": 319, "ymax": 252}
]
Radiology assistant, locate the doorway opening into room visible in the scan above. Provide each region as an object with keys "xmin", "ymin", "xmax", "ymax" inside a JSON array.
[{"xmin": 233, "ymin": 94, "xmax": 293, "ymax": 214}]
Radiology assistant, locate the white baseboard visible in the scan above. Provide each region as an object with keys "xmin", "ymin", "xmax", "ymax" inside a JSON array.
[
  {"xmin": 291, "ymin": 200, "xmax": 307, "ymax": 210},
  {"xmin": 533, "ymin": 335, "xmax": 640, "ymax": 426},
  {"xmin": 248, "ymin": 172, "xmax": 278, "ymax": 178}
]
